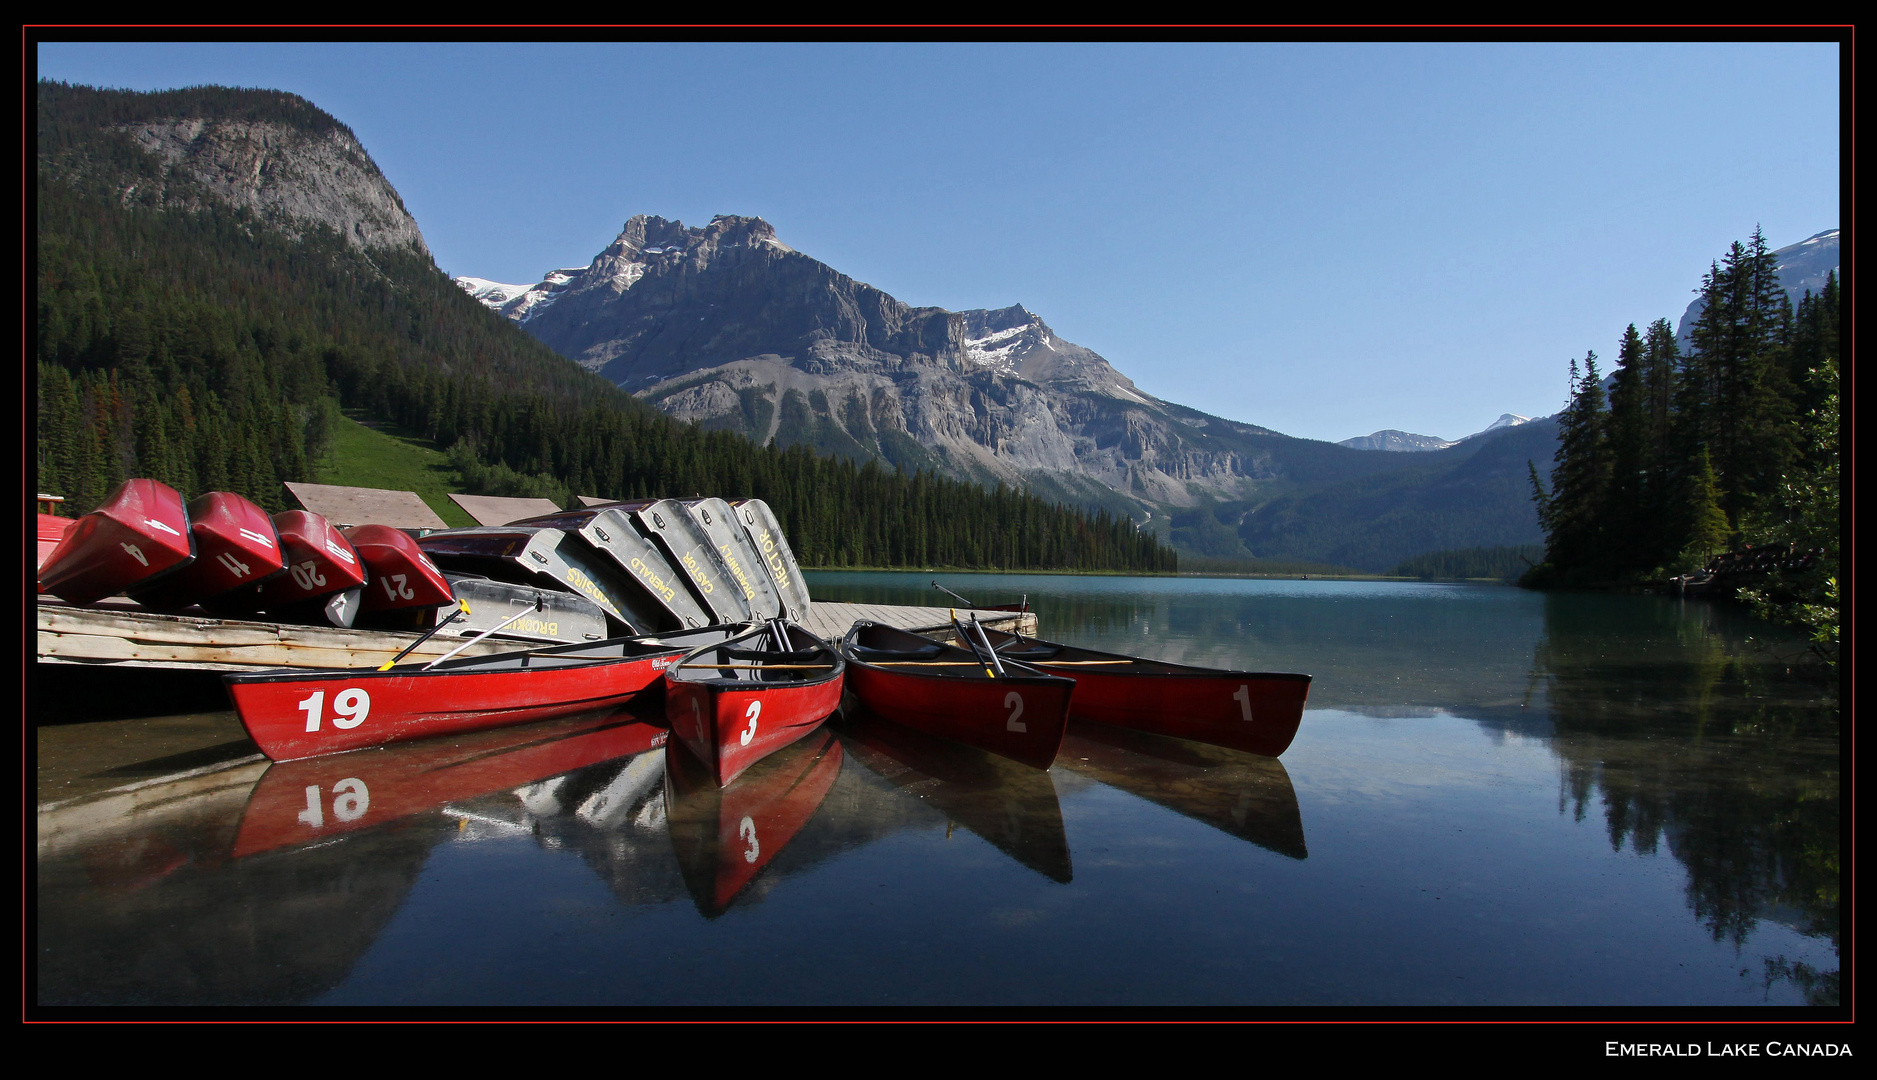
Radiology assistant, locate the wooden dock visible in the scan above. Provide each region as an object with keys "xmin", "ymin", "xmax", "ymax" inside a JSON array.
[{"xmin": 34, "ymin": 599, "xmax": 1036, "ymax": 673}]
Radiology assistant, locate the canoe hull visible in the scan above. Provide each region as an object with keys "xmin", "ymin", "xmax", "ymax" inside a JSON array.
[
  {"xmin": 666, "ymin": 673, "xmax": 842, "ymax": 788},
  {"xmin": 36, "ymin": 514, "xmax": 74, "ymax": 575},
  {"xmin": 664, "ymin": 621, "xmax": 844, "ymax": 787},
  {"xmin": 844, "ymin": 659, "xmax": 1073, "ymax": 770},
  {"xmin": 1056, "ymin": 670, "xmax": 1310, "ymax": 757},
  {"xmin": 37, "ymin": 479, "xmax": 194, "ymax": 605},
  {"xmin": 225, "ymin": 648, "xmax": 681, "ymax": 760},
  {"xmin": 981, "ymin": 628, "xmax": 1312, "ymax": 758},
  {"xmin": 344, "ymin": 524, "xmax": 455, "ymax": 613},
  {"xmin": 129, "ymin": 491, "xmax": 288, "ymax": 610}
]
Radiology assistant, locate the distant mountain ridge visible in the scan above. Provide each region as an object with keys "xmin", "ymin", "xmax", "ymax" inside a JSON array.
[
  {"xmin": 459, "ymin": 215, "xmax": 1563, "ymax": 568},
  {"xmin": 1334, "ymin": 414, "xmax": 1536, "ymax": 452}
]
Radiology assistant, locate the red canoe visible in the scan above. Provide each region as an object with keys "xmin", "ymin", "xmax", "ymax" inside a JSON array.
[
  {"xmin": 224, "ymin": 625, "xmax": 742, "ymax": 761},
  {"xmin": 840, "ymin": 621, "xmax": 1075, "ymax": 770},
  {"xmin": 664, "ymin": 725, "xmax": 844, "ymax": 915},
  {"xmin": 664, "ymin": 620, "xmax": 845, "ymax": 787},
  {"xmin": 343, "ymin": 524, "xmax": 454, "ymax": 613},
  {"xmin": 207, "ymin": 510, "xmax": 368, "ymax": 621},
  {"xmin": 35, "ymin": 514, "xmax": 74, "ymax": 576},
  {"xmin": 979, "ymin": 627, "xmax": 1312, "ymax": 758},
  {"xmin": 128, "ymin": 491, "xmax": 288, "ymax": 611},
  {"xmin": 232, "ymin": 710, "xmax": 670, "ymax": 857},
  {"xmin": 37, "ymin": 479, "xmax": 195, "ymax": 605}
]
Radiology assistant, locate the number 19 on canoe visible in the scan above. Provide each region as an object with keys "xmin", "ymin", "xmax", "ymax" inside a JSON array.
[{"xmin": 299, "ymin": 689, "xmax": 372, "ymax": 732}]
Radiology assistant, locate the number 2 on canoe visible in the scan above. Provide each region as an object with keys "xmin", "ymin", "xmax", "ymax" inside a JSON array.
[
  {"xmin": 382, "ymin": 573, "xmax": 414, "ymax": 601},
  {"xmin": 1233, "ymin": 684, "xmax": 1254, "ymax": 723},
  {"xmin": 297, "ymin": 688, "xmax": 372, "ymax": 732},
  {"xmin": 1005, "ymin": 691, "xmax": 1026, "ymax": 732},
  {"xmin": 741, "ymin": 700, "xmax": 761, "ymax": 746}
]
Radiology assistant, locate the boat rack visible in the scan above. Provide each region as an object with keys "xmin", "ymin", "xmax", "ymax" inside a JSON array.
[{"xmin": 34, "ymin": 598, "xmax": 1036, "ymax": 674}]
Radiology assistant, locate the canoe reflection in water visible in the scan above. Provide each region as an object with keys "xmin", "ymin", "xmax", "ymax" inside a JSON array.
[
  {"xmin": 233, "ymin": 709, "xmax": 671, "ymax": 858},
  {"xmin": 1058, "ymin": 720, "xmax": 1308, "ymax": 860},
  {"xmin": 664, "ymin": 727, "xmax": 844, "ymax": 917},
  {"xmin": 835, "ymin": 706, "xmax": 1074, "ymax": 884}
]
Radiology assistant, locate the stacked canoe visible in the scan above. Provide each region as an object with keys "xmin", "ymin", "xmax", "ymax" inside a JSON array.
[{"xmin": 35, "ymin": 483, "xmax": 810, "ymax": 649}]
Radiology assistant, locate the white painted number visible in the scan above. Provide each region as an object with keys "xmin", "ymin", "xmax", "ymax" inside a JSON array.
[
  {"xmin": 119, "ymin": 542, "xmax": 148, "ymax": 567},
  {"xmin": 298, "ymin": 691, "xmax": 325, "ymax": 732},
  {"xmin": 297, "ymin": 779, "xmax": 370, "ymax": 828},
  {"xmin": 382, "ymin": 573, "xmax": 414, "ymax": 601},
  {"xmin": 740, "ymin": 815, "xmax": 760, "ymax": 863},
  {"xmin": 1005, "ymin": 691, "xmax": 1026, "ymax": 733},
  {"xmin": 217, "ymin": 551, "xmax": 252, "ymax": 578},
  {"xmin": 332, "ymin": 688, "xmax": 371, "ymax": 729},
  {"xmin": 290, "ymin": 560, "xmax": 327, "ymax": 591},
  {"xmin": 1234, "ymin": 684, "xmax": 1254, "ymax": 723},
  {"xmin": 740, "ymin": 700, "xmax": 762, "ymax": 746},
  {"xmin": 297, "ymin": 688, "xmax": 370, "ymax": 732}
]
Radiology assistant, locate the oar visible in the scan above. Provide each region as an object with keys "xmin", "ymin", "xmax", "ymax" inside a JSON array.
[
  {"xmin": 378, "ymin": 599, "xmax": 471, "ymax": 670},
  {"xmin": 422, "ymin": 597, "xmax": 545, "ymax": 670},
  {"xmin": 932, "ymin": 581, "xmax": 976, "ymax": 607},
  {"xmin": 968, "ymin": 613, "xmax": 1006, "ymax": 676},
  {"xmin": 950, "ymin": 609, "xmax": 997, "ymax": 678}
]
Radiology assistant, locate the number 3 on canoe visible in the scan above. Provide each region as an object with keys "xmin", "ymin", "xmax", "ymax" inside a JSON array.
[
  {"xmin": 1233, "ymin": 684, "xmax": 1254, "ymax": 723},
  {"xmin": 740, "ymin": 700, "xmax": 761, "ymax": 746},
  {"xmin": 1005, "ymin": 691, "xmax": 1026, "ymax": 732},
  {"xmin": 297, "ymin": 689, "xmax": 372, "ymax": 732}
]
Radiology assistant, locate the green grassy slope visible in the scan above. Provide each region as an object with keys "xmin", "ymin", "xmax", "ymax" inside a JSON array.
[{"xmin": 310, "ymin": 411, "xmax": 479, "ymax": 528}]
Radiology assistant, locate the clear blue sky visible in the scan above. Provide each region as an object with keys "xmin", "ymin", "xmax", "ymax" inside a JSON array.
[{"xmin": 35, "ymin": 40, "xmax": 1841, "ymax": 444}]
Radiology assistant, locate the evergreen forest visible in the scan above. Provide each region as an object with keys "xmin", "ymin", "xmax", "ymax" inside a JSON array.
[
  {"xmin": 35, "ymin": 81, "xmax": 1175, "ymax": 574},
  {"xmin": 1525, "ymin": 229, "xmax": 1840, "ymax": 659}
]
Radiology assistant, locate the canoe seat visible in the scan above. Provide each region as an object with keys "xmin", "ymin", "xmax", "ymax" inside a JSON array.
[
  {"xmin": 724, "ymin": 647, "xmax": 825, "ymax": 665},
  {"xmin": 850, "ymin": 643, "xmax": 944, "ymax": 661},
  {"xmin": 998, "ymin": 645, "xmax": 1062, "ymax": 660}
]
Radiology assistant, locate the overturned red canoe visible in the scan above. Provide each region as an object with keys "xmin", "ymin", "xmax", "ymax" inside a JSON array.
[
  {"xmin": 207, "ymin": 510, "xmax": 369, "ymax": 622},
  {"xmin": 35, "ymin": 514, "xmax": 74, "ymax": 576},
  {"xmin": 840, "ymin": 621, "xmax": 1074, "ymax": 770},
  {"xmin": 37, "ymin": 479, "xmax": 195, "ymax": 605},
  {"xmin": 129, "ymin": 491, "xmax": 288, "ymax": 611},
  {"xmin": 979, "ymin": 627, "xmax": 1311, "ymax": 758},
  {"xmin": 343, "ymin": 524, "xmax": 454, "ymax": 613},
  {"xmin": 665, "ymin": 620, "xmax": 845, "ymax": 787},
  {"xmin": 224, "ymin": 627, "xmax": 742, "ymax": 761}
]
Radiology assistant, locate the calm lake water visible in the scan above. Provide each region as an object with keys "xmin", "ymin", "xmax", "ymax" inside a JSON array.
[{"xmin": 34, "ymin": 573, "xmax": 1841, "ymax": 1008}]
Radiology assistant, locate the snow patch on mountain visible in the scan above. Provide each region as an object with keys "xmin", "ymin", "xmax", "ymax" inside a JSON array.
[{"xmin": 963, "ymin": 324, "xmax": 1030, "ymax": 371}]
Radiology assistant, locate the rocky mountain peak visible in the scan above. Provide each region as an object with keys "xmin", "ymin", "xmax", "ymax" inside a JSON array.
[{"xmin": 100, "ymin": 101, "xmax": 428, "ymax": 256}]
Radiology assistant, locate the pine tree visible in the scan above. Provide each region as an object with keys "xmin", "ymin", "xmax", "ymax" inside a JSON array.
[
  {"xmin": 1679, "ymin": 446, "xmax": 1731, "ymax": 567},
  {"xmin": 1542, "ymin": 353, "xmax": 1612, "ymax": 575}
]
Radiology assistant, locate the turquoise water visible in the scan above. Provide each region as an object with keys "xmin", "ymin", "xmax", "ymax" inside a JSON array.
[{"xmin": 35, "ymin": 573, "xmax": 1840, "ymax": 1008}]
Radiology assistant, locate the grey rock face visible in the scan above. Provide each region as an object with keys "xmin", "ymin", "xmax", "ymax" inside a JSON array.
[
  {"xmin": 466, "ymin": 214, "xmax": 1287, "ymax": 509},
  {"xmin": 116, "ymin": 117, "xmax": 429, "ymax": 255}
]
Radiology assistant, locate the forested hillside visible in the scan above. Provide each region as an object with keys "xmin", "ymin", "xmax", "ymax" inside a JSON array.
[
  {"xmin": 1527, "ymin": 229, "xmax": 1839, "ymax": 659},
  {"xmin": 35, "ymin": 81, "xmax": 1175, "ymax": 573}
]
